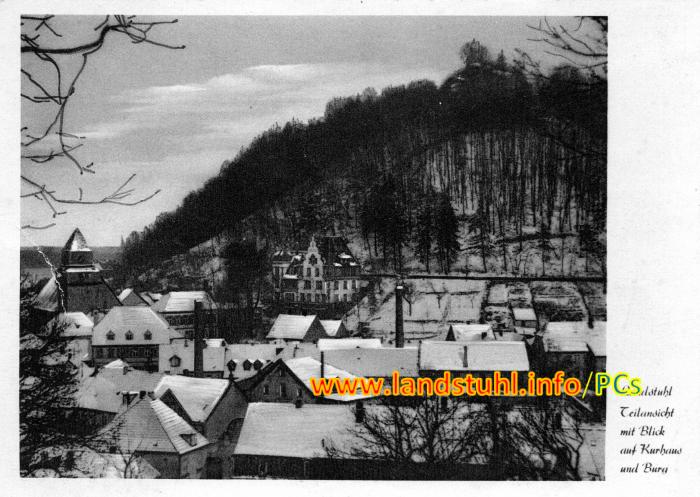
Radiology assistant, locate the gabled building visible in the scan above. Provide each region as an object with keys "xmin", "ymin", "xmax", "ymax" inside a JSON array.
[
  {"xmin": 320, "ymin": 320, "xmax": 350, "ymax": 338},
  {"xmin": 92, "ymin": 306, "xmax": 181, "ymax": 371},
  {"xmin": 118, "ymin": 288, "xmax": 152, "ymax": 306},
  {"xmin": 266, "ymin": 314, "xmax": 328, "ymax": 343},
  {"xmin": 101, "ymin": 397, "xmax": 212, "ymax": 479},
  {"xmin": 32, "ymin": 228, "xmax": 121, "ymax": 319},
  {"xmin": 152, "ymin": 291, "xmax": 218, "ymax": 339},
  {"xmin": 279, "ymin": 235, "xmax": 364, "ymax": 307},
  {"xmin": 159, "ymin": 339, "xmax": 227, "ymax": 378}
]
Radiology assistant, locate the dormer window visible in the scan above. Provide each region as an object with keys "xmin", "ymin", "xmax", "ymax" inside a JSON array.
[
  {"xmin": 125, "ymin": 330, "xmax": 134, "ymax": 341},
  {"xmin": 180, "ymin": 433, "xmax": 197, "ymax": 447},
  {"xmin": 243, "ymin": 359, "xmax": 252, "ymax": 371},
  {"xmin": 144, "ymin": 330, "xmax": 152, "ymax": 340},
  {"xmin": 253, "ymin": 359, "xmax": 263, "ymax": 370},
  {"xmin": 106, "ymin": 331, "xmax": 115, "ymax": 341},
  {"xmin": 227, "ymin": 360, "xmax": 237, "ymax": 372},
  {"xmin": 309, "ymin": 255, "xmax": 317, "ymax": 265},
  {"xmin": 169, "ymin": 355, "xmax": 181, "ymax": 368}
]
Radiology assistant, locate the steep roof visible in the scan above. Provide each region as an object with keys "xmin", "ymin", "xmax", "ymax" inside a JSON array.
[
  {"xmin": 118, "ymin": 288, "xmax": 150, "ymax": 306},
  {"xmin": 92, "ymin": 306, "xmax": 175, "ymax": 346},
  {"xmin": 154, "ymin": 375, "xmax": 230, "ymax": 423},
  {"xmin": 266, "ymin": 314, "xmax": 321, "ymax": 340},
  {"xmin": 324, "ymin": 347, "xmax": 419, "ymax": 378},
  {"xmin": 106, "ymin": 397, "xmax": 208, "ymax": 454},
  {"xmin": 63, "ymin": 228, "xmax": 91, "ymax": 252},
  {"xmin": 234, "ymin": 402, "xmax": 360, "ymax": 458},
  {"xmin": 315, "ymin": 235, "xmax": 359, "ymax": 268},
  {"xmin": 33, "ymin": 276, "xmax": 60, "ymax": 313},
  {"xmin": 319, "ymin": 320, "xmax": 345, "ymax": 337},
  {"xmin": 284, "ymin": 356, "xmax": 375, "ymax": 401},
  {"xmin": 152, "ymin": 291, "xmax": 217, "ymax": 313}
]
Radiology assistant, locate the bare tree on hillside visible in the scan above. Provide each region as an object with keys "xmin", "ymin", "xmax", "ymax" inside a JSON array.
[{"xmin": 21, "ymin": 15, "xmax": 184, "ymax": 230}]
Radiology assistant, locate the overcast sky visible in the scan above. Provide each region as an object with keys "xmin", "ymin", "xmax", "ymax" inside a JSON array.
[{"xmin": 21, "ymin": 16, "xmax": 583, "ymax": 247}]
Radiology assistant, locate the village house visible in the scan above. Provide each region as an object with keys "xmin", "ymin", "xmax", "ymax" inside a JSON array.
[
  {"xmin": 279, "ymin": 235, "xmax": 364, "ymax": 307},
  {"xmin": 32, "ymin": 228, "xmax": 122, "ymax": 322},
  {"xmin": 322, "ymin": 347, "xmax": 420, "ymax": 387},
  {"xmin": 159, "ymin": 339, "xmax": 228, "ymax": 378},
  {"xmin": 57, "ymin": 311, "xmax": 94, "ymax": 366},
  {"xmin": 266, "ymin": 314, "xmax": 329, "ymax": 343},
  {"xmin": 512, "ymin": 306, "xmax": 538, "ymax": 332},
  {"xmin": 100, "ymin": 396, "xmax": 212, "ymax": 479},
  {"xmin": 418, "ymin": 341, "xmax": 530, "ymax": 387},
  {"xmin": 232, "ymin": 402, "xmax": 492, "ymax": 479},
  {"xmin": 271, "ymin": 250, "xmax": 303, "ymax": 301},
  {"xmin": 243, "ymin": 356, "xmax": 374, "ymax": 404},
  {"xmin": 72, "ymin": 360, "xmax": 164, "ymax": 433},
  {"xmin": 152, "ymin": 291, "xmax": 218, "ymax": 338},
  {"xmin": 92, "ymin": 306, "xmax": 182, "ymax": 371},
  {"xmin": 537, "ymin": 321, "xmax": 607, "ymax": 382},
  {"xmin": 153, "ymin": 375, "xmax": 249, "ymax": 477}
]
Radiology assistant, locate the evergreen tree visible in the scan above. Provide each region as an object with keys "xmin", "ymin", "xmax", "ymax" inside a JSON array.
[
  {"xmin": 413, "ymin": 189, "xmax": 435, "ymax": 272},
  {"xmin": 434, "ymin": 193, "xmax": 461, "ymax": 274}
]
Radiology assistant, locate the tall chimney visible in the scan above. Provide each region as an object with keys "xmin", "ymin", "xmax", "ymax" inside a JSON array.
[
  {"xmin": 193, "ymin": 300, "xmax": 204, "ymax": 378},
  {"xmin": 320, "ymin": 351, "xmax": 325, "ymax": 378},
  {"xmin": 395, "ymin": 284, "xmax": 404, "ymax": 348}
]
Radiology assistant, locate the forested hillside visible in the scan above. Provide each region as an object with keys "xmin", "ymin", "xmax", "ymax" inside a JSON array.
[{"xmin": 120, "ymin": 35, "xmax": 606, "ymax": 286}]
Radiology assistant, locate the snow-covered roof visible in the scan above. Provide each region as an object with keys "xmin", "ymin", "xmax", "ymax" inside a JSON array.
[
  {"xmin": 545, "ymin": 321, "xmax": 606, "ymax": 336},
  {"xmin": 93, "ymin": 306, "xmax": 176, "ymax": 346},
  {"xmin": 317, "ymin": 338, "xmax": 382, "ymax": 351},
  {"xmin": 285, "ymin": 356, "xmax": 375, "ymax": 401},
  {"xmin": 105, "ymin": 397, "xmax": 208, "ymax": 455},
  {"xmin": 152, "ymin": 291, "xmax": 217, "ymax": 313},
  {"xmin": 448, "ymin": 324, "xmax": 494, "ymax": 342},
  {"xmin": 234, "ymin": 403, "xmax": 362, "ymax": 458},
  {"xmin": 324, "ymin": 347, "xmax": 419, "ymax": 378},
  {"xmin": 75, "ymin": 367, "xmax": 164, "ymax": 413},
  {"xmin": 319, "ymin": 320, "xmax": 345, "ymax": 337},
  {"xmin": 587, "ymin": 333, "xmax": 606, "ymax": 357},
  {"xmin": 419, "ymin": 341, "xmax": 529, "ymax": 372},
  {"xmin": 512, "ymin": 307, "xmax": 537, "ymax": 322},
  {"xmin": 58, "ymin": 312, "xmax": 93, "ymax": 338},
  {"xmin": 466, "ymin": 342, "xmax": 529, "ymax": 371},
  {"xmin": 544, "ymin": 321, "xmax": 606, "ymax": 356},
  {"xmin": 154, "ymin": 375, "xmax": 230, "ymax": 423},
  {"xmin": 266, "ymin": 314, "xmax": 320, "ymax": 340}
]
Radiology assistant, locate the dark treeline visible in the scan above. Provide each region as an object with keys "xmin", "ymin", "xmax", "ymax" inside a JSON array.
[{"xmin": 121, "ymin": 36, "xmax": 606, "ymax": 281}]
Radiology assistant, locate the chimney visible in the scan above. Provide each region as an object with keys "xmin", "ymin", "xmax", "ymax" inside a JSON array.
[
  {"xmin": 463, "ymin": 345, "xmax": 469, "ymax": 368},
  {"xmin": 193, "ymin": 300, "xmax": 204, "ymax": 378},
  {"xmin": 122, "ymin": 365, "xmax": 128, "ymax": 375},
  {"xmin": 355, "ymin": 401, "xmax": 365, "ymax": 423},
  {"xmin": 481, "ymin": 331, "xmax": 487, "ymax": 340},
  {"xmin": 320, "ymin": 351, "xmax": 325, "ymax": 378},
  {"xmin": 395, "ymin": 284, "xmax": 404, "ymax": 348},
  {"xmin": 294, "ymin": 398, "xmax": 304, "ymax": 409},
  {"xmin": 139, "ymin": 390, "xmax": 146, "ymax": 399}
]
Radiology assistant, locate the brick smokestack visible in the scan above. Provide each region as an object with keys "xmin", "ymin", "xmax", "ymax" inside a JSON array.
[
  {"xmin": 395, "ymin": 284, "xmax": 404, "ymax": 348},
  {"xmin": 194, "ymin": 300, "xmax": 204, "ymax": 377}
]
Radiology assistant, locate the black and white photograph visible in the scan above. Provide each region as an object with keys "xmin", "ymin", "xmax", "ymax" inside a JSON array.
[{"xmin": 5, "ymin": 1, "xmax": 700, "ymax": 493}]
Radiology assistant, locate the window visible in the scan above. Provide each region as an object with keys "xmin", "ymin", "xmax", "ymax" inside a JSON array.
[
  {"xmin": 297, "ymin": 388, "xmax": 303, "ymax": 398},
  {"xmin": 253, "ymin": 359, "xmax": 263, "ymax": 370},
  {"xmin": 243, "ymin": 359, "xmax": 252, "ymax": 371},
  {"xmin": 106, "ymin": 331, "xmax": 115, "ymax": 341},
  {"xmin": 343, "ymin": 280, "xmax": 348, "ymax": 290},
  {"xmin": 304, "ymin": 280, "xmax": 311, "ymax": 289},
  {"xmin": 144, "ymin": 330, "xmax": 152, "ymax": 340},
  {"xmin": 108, "ymin": 347, "xmax": 116, "ymax": 358},
  {"xmin": 352, "ymin": 280, "xmax": 357, "ymax": 289},
  {"xmin": 169, "ymin": 355, "xmax": 181, "ymax": 368},
  {"xmin": 343, "ymin": 294, "xmax": 348, "ymax": 302},
  {"xmin": 315, "ymin": 268, "xmax": 320, "ymax": 277},
  {"xmin": 95, "ymin": 348, "xmax": 103, "ymax": 358},
  {"xmin": 306, "ymin": 268, "xmax": 311, "ymax": 277},
  {"xmin": 309, "ymin": 255, "xmax": 317, "ymax": 265},
  {"xmin": 280, "ymin": 383, "xmax": 287, "ymax": 397},
  {"xmin": 316, "ymin": 281, "xmax": 323, "ymax": 290},
  {"xmin": 334, "ymin": 281, "xmax": 339, "ymax": 290},
  {"xmin": 315, "ymin": 295, "xmax": 321, "ymax": 303},
  {"xmin": 125, "ymin": 330, "xmax": 134, "ymax": 341},
  {"xmin": 263, "ymin": 384, "xmax": 270, "ymax": 395}
]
